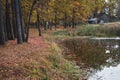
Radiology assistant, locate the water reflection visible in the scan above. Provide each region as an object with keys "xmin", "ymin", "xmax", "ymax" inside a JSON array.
[
  {"xmin": 61, "ymin": 37, "xmax": 120, "ymax": 80},
  {"xmin": 89, "ymin": 65, "xmax": 120, "ymax": 80}
]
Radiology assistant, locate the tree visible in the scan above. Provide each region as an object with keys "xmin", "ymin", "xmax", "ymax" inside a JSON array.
[
  {"xmin": 14, "ymin": 0, "xmax": 23, "ymax": 44},
  {"xmin": 5, "ymin": 0, "xmax": 14, "ymax": 40},
  {"xmin": 0, "ymin": 0, "xmax": 6, "ymax": 45},
  {"xmin": 18, "ymin": 0, "xmax": 25, "ymax": 42},
  {"xmin": 36, "ymin": 10, "xmax": 42, "ymax": 36},
  {"xmin": 11, "ymin": 0, "xmax": 17, "ymax": 38},
  {"xmin": 25, "ymin": 0, "xmax": 36, "ymax": 42},
  {"xmin": 0, "ymin": 0, "xmax": 108, "ymax": 45}
]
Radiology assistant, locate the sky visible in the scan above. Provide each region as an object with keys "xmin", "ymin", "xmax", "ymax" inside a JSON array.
[{"xmin": 105, "ymin": 0, "xmax": 108, "ymax": 2}]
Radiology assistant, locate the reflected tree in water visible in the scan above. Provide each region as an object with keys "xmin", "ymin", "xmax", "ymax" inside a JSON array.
[{"xmin": 61, "ymin": 38, "xmax": 120, "ymax": 71}]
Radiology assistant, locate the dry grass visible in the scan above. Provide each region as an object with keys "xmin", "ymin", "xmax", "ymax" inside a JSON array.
[{"xmin": 103, "ymin": 22, "xmax": 120, "ymax": 27}]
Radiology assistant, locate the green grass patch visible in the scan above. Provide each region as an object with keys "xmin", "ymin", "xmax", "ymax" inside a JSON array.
[
  {"xmin": 52, "ymin": 30, "xmax": 68, "ymax": 35},
  {"xmin": 52, "ymin": 24, "xmax": 120, "ymax": 37}
]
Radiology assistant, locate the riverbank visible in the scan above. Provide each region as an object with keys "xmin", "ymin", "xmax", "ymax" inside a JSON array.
[
  {"xmin": 44, "ymin": 22, "xmax": 120, "ymax": 80},
  {"xmin": 0, "ymin": 29, "xmax": 88, "ymax": 80},
  {"xmin": 48, "ymin": 22, "xmax": 120, "ymax": 80}
]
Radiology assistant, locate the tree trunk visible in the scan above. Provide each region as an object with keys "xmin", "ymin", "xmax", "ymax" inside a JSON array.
[
  {"xmin": 49, "ymin": 22, "xmax": 52, "ymax": 30},
  {"xmin": 25, "ymin": 0, "xmax": 36, "ymax": 42},
  {"xmin": 14, "ymin": 0, "xmax": 23, "ymax": 44},
  {"xmin": 64, "ymin": 12, "xmax": 67, "ymax": 28},
  {"xmin": 0, "ymin": 0, "xmax": 6, "ymax": 45},
  {"xmin": 72, "ymin": 8, "xmax": 75, "ymax": 28},
  {"xmin": 6, "ymin": 0, "xmax": 14, "ymax": 40},
  {"xmin": 54, "ymin": 11, "xmax": 57, "ymax": 30},
  {"xmin": 11, "ymin": 0, "xmax": 17, "ymax": 38},
  {"xmin": 37, "ymin": 12, "xmax": 42, "ymax": 36},
  {"xmin": 44, "ymin": 21, "xmax": 47, "ymax": 30},
  {"xmin": 18, "ymin": 0, "xmax": 25, "ymax": 42}
]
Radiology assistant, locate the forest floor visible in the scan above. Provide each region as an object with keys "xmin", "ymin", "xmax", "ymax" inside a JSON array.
[{"xmin": 0, "ymin": 29, "xmax": 50, "ymax": 79}]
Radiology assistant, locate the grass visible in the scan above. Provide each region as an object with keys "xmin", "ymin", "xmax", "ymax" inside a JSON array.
[
  {"xmin": 52, "ymin": 23, "xmax": 120, "ymax": 37},
  {"xmin": 0, "ymin": 42, "xmax": 87, "ymax": 80},
  {"xmin": 47, "ymin": 43, "xmax": 87, "ymax": 80},
  {"xmin": 43, "ymin": 33, "xmax": 89, "ymax": 80},
  {"xmin": 52, "ymin": 30, "xmax": 68, "ymax": 35},
  {"xmin": 77, "ymin": 24, "xmax": 120, "ymax": 37}
]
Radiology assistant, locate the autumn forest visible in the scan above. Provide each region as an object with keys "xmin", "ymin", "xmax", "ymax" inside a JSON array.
[
  {"xmin": 0, "ymin": 0, "xmax": 106, "ymax": 45},
  {"xmin": 0, "ymin": 0, "xmax": 120, "ymax": 80}
]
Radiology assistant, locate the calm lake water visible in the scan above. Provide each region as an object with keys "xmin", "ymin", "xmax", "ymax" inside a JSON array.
[{"xmin": 61, "ymin": 37, "xmax": 120, "ymax": 80}]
